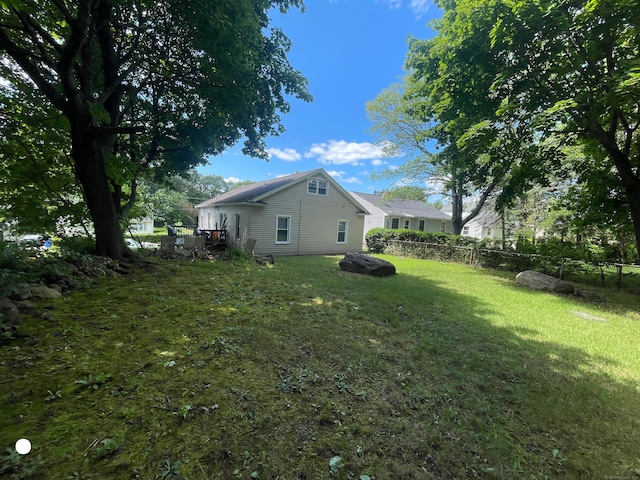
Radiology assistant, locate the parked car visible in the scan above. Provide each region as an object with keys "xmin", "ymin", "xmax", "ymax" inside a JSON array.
[{"xmin": 18, "ymin": 234, "xmax": 51, "ymax": 248}]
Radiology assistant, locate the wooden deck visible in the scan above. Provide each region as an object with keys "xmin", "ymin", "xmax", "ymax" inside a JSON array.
[{"xmin": 162, "ymin": 225, "xmax": 228, "ymax": 254}]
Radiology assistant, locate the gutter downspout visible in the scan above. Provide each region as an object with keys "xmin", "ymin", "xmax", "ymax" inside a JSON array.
[{"xmin": 297, "ymin": 200, "xmax": 302, "ymax": 255}]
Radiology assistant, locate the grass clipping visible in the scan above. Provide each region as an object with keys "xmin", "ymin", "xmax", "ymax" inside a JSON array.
[{"xmin": 1, "ymin": 255, "xmax": 639, "ymax": 479}]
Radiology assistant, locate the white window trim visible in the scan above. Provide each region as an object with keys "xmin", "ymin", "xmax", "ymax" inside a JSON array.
[
  {"xmin": 391, "ymin": 217, "xmax": 400, "ymax": 229},
  {"xmin": 337, "ymin": 220, "xmax": 348, "ymax": 244},
  {"xmin": 275, "ymin": 215, "xmax": 291, "ymax": 244},
  {"xmin": 307, "ymin": 178, "xmax": 328, "ymax": 196},
  {"xmin": 404, "ymin": 219, "xmax": 410, "ymax": 229}
]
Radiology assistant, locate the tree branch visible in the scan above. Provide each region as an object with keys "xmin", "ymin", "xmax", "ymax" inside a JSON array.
[{"xmin": 0, "ymin": 29, "xmax": 66, "ymax": 109}]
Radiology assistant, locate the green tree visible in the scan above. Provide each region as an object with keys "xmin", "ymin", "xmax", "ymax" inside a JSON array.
[
  {"xmin": 134, "ymin": 171, "xmax": 233, "ymax": 228},
  {"xmin": 367, "ymin": 25, "xmax": 559, "ymax": 235},
  {"xmin": 0, "ymin": 83, "xmax": 90, "ymax": 235},
  {"xmin": 0, "ymin": 0, "xmax": 311, "ymax": 259},
  {"xmin": 432, "ymin": 0, "xmax": 640, "ymax": 259},
  {"xmin": 375, "ymin": 186, "xmax": 429, "ymax": 202}
]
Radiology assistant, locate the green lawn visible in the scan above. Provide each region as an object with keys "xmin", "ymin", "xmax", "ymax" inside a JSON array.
[{"xmin": 1, "ymin": 255, "xmax": 639, "ymax": 479}]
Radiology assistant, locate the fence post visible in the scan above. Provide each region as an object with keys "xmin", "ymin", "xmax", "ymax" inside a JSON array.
[{"xmin": 616, "ymin": 264, "xmax": 623, "ymax": 288}]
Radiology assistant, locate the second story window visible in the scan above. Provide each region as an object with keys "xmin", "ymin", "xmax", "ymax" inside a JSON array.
[{"xmin": 308, "ymin": 178, "xmax": 328, "ymax": 196}]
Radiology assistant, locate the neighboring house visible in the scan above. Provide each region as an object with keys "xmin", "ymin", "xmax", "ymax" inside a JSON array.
[
  {"xmin": 350, "ymin": 192, "xmax": 453, "ymax": 240},
  {"xmin": 128, "ymin": 217, "xmax": 155, "ymax": 235},
  {"xmin": 195, "ymin": 169, "xmax": 369, "ymax": 256},
  {"xmin": 440, "ymin": 204, "xmax": 503, "ymax": 240}
]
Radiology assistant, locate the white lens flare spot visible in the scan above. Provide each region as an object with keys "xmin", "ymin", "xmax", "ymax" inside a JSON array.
[{"xmin": 15, "ymin": 438, "xmax": 31, "ymax": 455}]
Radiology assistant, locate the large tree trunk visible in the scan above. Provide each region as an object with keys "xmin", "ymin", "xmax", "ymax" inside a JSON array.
[
  {"xmin": 591, "ymin": 123, "xmax": 640, "ymax": 263},
  {"xmin": 71, "ymin": 126, "xmax": 125, "ymax": 260},
  {"xmin": 451, "ymin": 186, "xmax": 463, "ymax": 235},
  {"xmin": 625, "ymin": 186, "xmax": 640, "ymax": 264}
]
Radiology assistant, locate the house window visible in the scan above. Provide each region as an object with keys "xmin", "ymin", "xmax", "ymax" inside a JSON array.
[
  {"xmin": 308, "ymin": 178, "xmax": 328, "ymax": 196},
  {"xmin": 462, "ymin": 226, "xmax": 470, "ymax": 236},
  {"xmin": 441, "ymin": 221, "xmax": 446, "ymax": 233},
  {"xmin": 404, "ymin": 220, "xmax": 410, "ymax": 229},
  {"xmin": 419, "ymin": 220, "xmax": 425, "ymax": 231},
  {"xmin": 391, "ymin": 218, "xmax": 399, "ymax": 229},
  {"xmin": 276, "ymin": 215, "xmax": 291, "ymax": 244},
  {"xmin": 337, "ymin": 220, "xmax": 348, "ymax": 244},
  {"xmin": 219, "ymin": 212, "xmax": 227, "ymax": 230},
  {"xmin": 235, "ymin": 214, "xmax": 240, "ymax": 239}
]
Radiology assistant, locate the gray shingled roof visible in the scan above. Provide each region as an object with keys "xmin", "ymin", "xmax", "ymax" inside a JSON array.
[
  {"xmin": 195, "ymin": 170, "xmax": 316, "ymax": 208},
  {"xmin": 352, "ymin": 192, "xmax": 451, "ymax": 220},
  {"xmin": 196, "ymin": 169, "xmax": 368, "ymax": 214}
]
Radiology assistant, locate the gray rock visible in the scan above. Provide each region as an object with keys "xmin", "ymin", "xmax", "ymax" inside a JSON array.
[
  {"xmin": 575, "ymin": 289, "xmax": 602, "ymax": 302},
  {"xmin": 515, "ymin": 270, "xmax": 574, "ymax": 294},
  {"xmin": 339, "ymin": 253, "xmax": 396, "ymax": 277},
  {"xmin": 0, "ymin": 297, "xmax": 21, "ymax": 326},
  {"xmin": 8, "ymin": 282, "xmax": 31, "ymax": 301},
  {"xmin": 30, "ymin": 285, "xmax": 63, "ymax": 299}
]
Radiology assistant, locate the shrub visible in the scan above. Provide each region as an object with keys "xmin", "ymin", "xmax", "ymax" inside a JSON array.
[
  {"xmin": 365, "ymin": 228, "xmax": 388, "ymax": 253},
  {"xmin": 57, "ymin": 236, "xmax": 96, "ymax": 255},
  {"xmin": 365, "ymin": 228, "xmax": 480, "ymax": 258}
]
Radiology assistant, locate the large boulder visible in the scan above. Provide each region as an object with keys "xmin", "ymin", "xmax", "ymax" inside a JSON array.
[
  {"xmin": 339, "ymin": 253, "xmax": 396, "ymax": 277},
  {"xmin": 515, "ymin": 270, "xmax": 574, "ymax": 294}
]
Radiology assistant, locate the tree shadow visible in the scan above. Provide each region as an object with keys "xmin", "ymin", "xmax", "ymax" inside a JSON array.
[{"xmin": 266, "ymin": 256, "xmax": 640, "ymax": 479}]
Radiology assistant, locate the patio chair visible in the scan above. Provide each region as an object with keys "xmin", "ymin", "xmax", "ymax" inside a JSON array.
[
  {"xmin": 243, "ymin": 238, "xmax": 257, "ymax": 256},
  {"xmin": 160, "ymin": 236, "xmax": 176, "ymax": 252}
]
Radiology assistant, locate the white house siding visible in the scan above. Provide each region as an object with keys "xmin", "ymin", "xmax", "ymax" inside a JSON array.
[
  {"xmin": 197, "ymin": 205, "xmax": 253, "ymax": 245},
  {"xmin": 354, "ymin": 197, "xmax": 386, "ymax": 238},
  {"xmin": 246, "ymin": 180, "xmax": 364, "ymax": 256},
  {"xmin": 362, "ymin": 209, "xmax": 386, "ymax": 237},
  {"xmin": 129, "ymin": 218, "xmax": 154, "ymax": 235},
  {"xmin": 386, "ymin": 217, "xmax": 449, "ymax": 233}
]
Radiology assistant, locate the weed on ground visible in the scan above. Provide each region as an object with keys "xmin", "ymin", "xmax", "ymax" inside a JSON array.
[{"xmin": 1, "ymin": 255, "xmax": 639, "ymax": 479}]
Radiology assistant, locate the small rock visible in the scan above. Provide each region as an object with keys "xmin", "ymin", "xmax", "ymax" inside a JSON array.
[
  {"xmin": 0, "ymin": 297, "xmax": 21, "ymax": 327},
  {"xmin": 30, "ymin": 285, "xmax": 63, "ymax": 300},
  {"xmin": 8, "ymin": 283, "xmax": 31, "ymax": 301}
]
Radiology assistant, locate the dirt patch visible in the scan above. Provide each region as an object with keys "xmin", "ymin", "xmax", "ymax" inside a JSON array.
[{"xmin": 570, "ymin": 311, "xmax": 608, "ymax": 322}]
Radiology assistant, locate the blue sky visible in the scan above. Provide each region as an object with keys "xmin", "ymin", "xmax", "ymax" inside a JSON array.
[{"xmin": 197, "ymin": 0, "xmax": 441, "ymax": 193}]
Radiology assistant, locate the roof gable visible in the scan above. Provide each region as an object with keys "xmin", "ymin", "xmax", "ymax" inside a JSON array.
[{"xmin": 196, "ymin": 168, "xmax": 368, "ymax": 213}]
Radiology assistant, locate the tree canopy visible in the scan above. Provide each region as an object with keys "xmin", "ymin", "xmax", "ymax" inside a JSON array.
[
  {"xmin": 0, "ymin": 0, "xmax": 311, "ymax": 258},
  {"xmin": 370, "ymin": 0, "xmax": 640, "ymax": 258}
]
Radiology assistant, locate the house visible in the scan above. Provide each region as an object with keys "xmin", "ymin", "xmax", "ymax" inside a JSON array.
[
  {"xmin": 128, "ymin": 217, "xmax": 155, "ymax": 235},
  {"xmin": 194, "ymin": 169, "xmax": 369, "ymax": 256},
  {"xmin": 350, "ymin": 192, "xmax": 453, "ymax": 240},
  {"xmin": 440, "ymin": 204, "xmax": 503, "ymax": 240}
]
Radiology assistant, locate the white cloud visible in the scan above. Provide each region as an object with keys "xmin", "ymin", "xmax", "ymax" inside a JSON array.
[
  {"xmin": 225, "ymin": 176, "xmax": 242, "ymax": 184},
  {"xmin": 267, "ymin": 148, "xmax": 302, "ymax": 162},
  {"xmin": 341, "ymin": 176, "xmax": 363, "ymax": 184},
  {"xmin": 371, "ymin": 159, "xmax": 386, "ymax": 167},
  {"xmin": 409, "ymin": 0, "xmax": 432, "ymax": 15},
  {"xmin": 325, "ymin": 170, "xmax": 362, "ymax": 183},
  {"xmin": 382, "ymin": 0, "xmax": 402, "ymax": 9},
  {"xmin": 380, "ymin": 0, "xmax": 433, "ymax": 16},
  {"xmin": 326, "ymin": 170, "xmax": 345, "ymax": 179},
  {"xmin": 305, "ymin": 140, "xmax": 386, "ymax": 166}
]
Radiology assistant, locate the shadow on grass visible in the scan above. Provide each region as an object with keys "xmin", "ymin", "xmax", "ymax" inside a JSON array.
[
  {"xmin": 0, "ymin": 255, "xmax": 638, "ymax": 479},
  {"xmin": 256, "ymin": 256, "xmax": 640, "ymax": 479}
]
